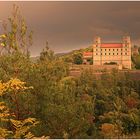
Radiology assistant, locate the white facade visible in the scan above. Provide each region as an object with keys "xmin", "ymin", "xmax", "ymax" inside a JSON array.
[{"xmin": 92, "ymin": 36, "xmax": 131, "ymax": 69}]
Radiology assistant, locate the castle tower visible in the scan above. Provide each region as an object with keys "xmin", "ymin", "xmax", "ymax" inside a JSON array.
[
  {"xmin": 93, "ymin": 36, "xmax": 101, "ymax": 65},
  {"xmin": 122, "ymin": 36, "xmax": 131, "ymax": 69},
  {"xmin": 94, "ymin": 36, "xmax": 101, "ymax": 44},
  {"xmin": 123, "ymin": 36, "xmax": 131, "ymax": 44}
]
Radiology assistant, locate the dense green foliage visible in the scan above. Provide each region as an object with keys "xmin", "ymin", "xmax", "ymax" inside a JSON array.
[
  {"xmin": 73, "ymin": 53, "xmax": 83, "ymax": 64},
  {"xmin": 104, "ymin": 62, "xmax": 117, "ymax": 65},
  {"xmin": 60, "ymin": 46, "xmax": 93, "ymax": 64},
  {"xmin": 131, "ymin": 45, "xmax": 140, "ymax": 69},
  {"xmin": 1, "ymin": 49, "xmax": 140, "ymax": 138},
  {"xmin": 1, "ymin": 4, "xmax": 140, "ymax": 139},
  {"xmin": 132, "ymin": 55, "xmax": 140, "ymax": 69}
]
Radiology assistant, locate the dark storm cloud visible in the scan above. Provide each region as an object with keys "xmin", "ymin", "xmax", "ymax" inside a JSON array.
[{"xmin": 0, "ymin": 1, "xmax": 140, "ymax": 56}]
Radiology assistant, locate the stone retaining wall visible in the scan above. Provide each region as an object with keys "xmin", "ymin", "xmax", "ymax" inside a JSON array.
[{"xmin": 70, "ymin": 64, "xmax": 119, "ymax": 72}]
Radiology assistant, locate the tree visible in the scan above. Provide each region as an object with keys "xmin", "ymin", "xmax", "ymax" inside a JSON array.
[
  {"xmin": 73, "ymin": 53, "xmax": 83, "ymax": 64},
  {"xmin": 0, "ymin": 4, "xmax": 33, "ymax": 55},
  {"xmin": 1, "ymin": 3, "xmax": 140, "ymax": 139},
  {"xmin": 40, "ymin": 41, "xmax": 54, "ymax": 61},
  {"xmin": 0, "ymin": 78, "xmax": 42, "ymax": 139},
  {"xmin": 101, "ymin": 123, "xmax": 117, "ymax": 138},
  {"xmin": 133, "ymin": 55, "xmax": 140, "ymax": 69}
]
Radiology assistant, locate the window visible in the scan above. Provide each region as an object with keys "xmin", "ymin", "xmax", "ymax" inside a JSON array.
[
  {"xmin": 96, "ymin": 53, "xmax": 98, "ymax": 55},
  {"xmin": 121, "ymin": 49, "xmax": 123, "ymax": 51},
  {"xmin": 125, "ymin": 49, "xmax": 127, "ymax": 51},
  {"xmin": 113, "ymin": 53, "xmax": 114, "ymax": 55},
  {"xmin": 101, "ymin": 53, "xmax": 102, "ymax": 55},
  {"xmin": 117, "ymin": 49, "xmax": 118, "ymax": 51},
  {"xmin": 117, "ymin": 53, "xmax": 118, "ymax": 55},
  {"xmin": 113, "ymin": 49, "xmax": 114, "ymax": 51},
  {"xmin": 96, "ymin": 49, "xmax": 98, "ymax": 51},
  {"xmin": 105, "ymin": 49, "xmax": 106, "ymax": 51},
  {"xmin": 101, "ymin": 49, "xmax": 102, "ymax": 51},
  {"xmin": 109, "ymin": 53, "xmax": 110, "ymax": 55},
  {"xmin": 121, "ymin": 53, "xmax": 122, "ymax": 55},
  {"xmin": 105, "ymin": 53, "xmax": 106, "ymax": 55},
  {"xmin": 109, "ymin": 49, "xmax": 110, "ymax": 51},
  {"xmin": 125, "ymin": 53, "xmax": 127, "ymax": 55}
]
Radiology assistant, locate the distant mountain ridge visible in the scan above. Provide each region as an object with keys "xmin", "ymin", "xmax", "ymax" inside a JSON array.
[
  {"xmin": 30, "ymin": 52, "xmax": 71, "ymax": 62},
  {"xmin": 30, "ymin": 46, "xmax": 92, "ymax": 62}
]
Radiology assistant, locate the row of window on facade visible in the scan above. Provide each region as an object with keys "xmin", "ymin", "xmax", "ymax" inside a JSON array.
[
  {"xmin": 95, "ymin": 48, "xmax": 128, "ymax": 51},
  {"xmin": 95, "ymin": 52, "xmax": 128, "ymax": 55},
  {"xmin": 96, "ymin": 45, "xmax": 128, "ymax": 48}
]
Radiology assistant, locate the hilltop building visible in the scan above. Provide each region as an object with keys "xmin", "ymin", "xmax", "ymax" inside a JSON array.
[{"xmin": 83, "ymin": 36, "xmax": 132, "ymax": 69}]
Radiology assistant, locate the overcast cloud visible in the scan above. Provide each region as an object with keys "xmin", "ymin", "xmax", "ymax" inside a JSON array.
[{"xmin": 0, "ymin": 1, "xmax": 140, "ymax": 56}]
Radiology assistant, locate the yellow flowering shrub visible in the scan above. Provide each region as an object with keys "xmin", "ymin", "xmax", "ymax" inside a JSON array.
[
  {"xmin": 6, "ymin": 78, "xmax": 33, "ymax": 91},
  {"xmin": 0, "ymin": 82, "xmax": 7, "ymax": 96},
  {"xmin": 11, "ymin": 118, "xmax": 39, "ymax": 139},
  {"xmin": 0, "ymin": 78, "xmax": 33, "ymax": 94},
  {"xmin": 0, "ymin": 102, "xmax": 12, "ymax": 138},
  {"xmin": 0, "ymin": 34, "xmax": 6, "ymax": 38},
  {"xmin": 0, "ymin": 102, "xmax": 10, "ymax": 121},
  {"xmin": 0, "ymin": 43, "xmax": 5, "ymax": 47},
  {"xmin": 0, "ymin": 34, "xmax": 7, "ymax": 48},
  {"xmin": 0, "ymin": 78, "xmax": 40, "ymax": 139}
]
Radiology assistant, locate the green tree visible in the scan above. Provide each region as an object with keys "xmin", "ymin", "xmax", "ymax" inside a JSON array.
[
  {"xmin": 0, "ymin": 4, "xmax": 33, "ymax": 55},
  {"xmin": 73, "ymin": 53, "xmax": 83, "ymax": 64},
  {"xmin": 133, "ymin": 55, "xmax": 140, "ymax": 69},
  {"xmin": 0, "ymin": 78, "xmax": 41, "ymax": 139}
]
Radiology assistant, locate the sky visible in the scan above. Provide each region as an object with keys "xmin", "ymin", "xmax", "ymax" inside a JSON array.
[{"xmin": 0, "ymin": 1, "xmax": 140, "ymax": 56}]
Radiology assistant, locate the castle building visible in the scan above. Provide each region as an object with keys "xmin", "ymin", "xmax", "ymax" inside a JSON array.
[{"xmin": 83, "ymin": 36, "xmax": 132, "ymax": 69}]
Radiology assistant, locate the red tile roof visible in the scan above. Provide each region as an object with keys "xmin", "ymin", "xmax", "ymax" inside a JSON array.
[
  {"xmin": 101, "ymin": 43, "xmax": 123, "ymax": 48},
  {"xmin": 83, "ymin": 52, "xmax": 93, "ymax": 56},
  {"xmin": 83, "ymin": 52, "xmax": 93, "ymax": 58}
]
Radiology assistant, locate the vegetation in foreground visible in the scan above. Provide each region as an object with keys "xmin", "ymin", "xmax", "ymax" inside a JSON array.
[{"xmin": 0, "ymin": 4, "xmax": 140, "ymax": 139}]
